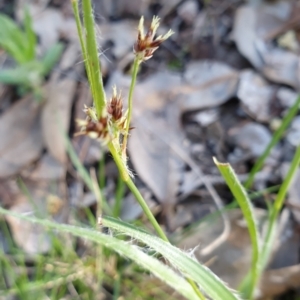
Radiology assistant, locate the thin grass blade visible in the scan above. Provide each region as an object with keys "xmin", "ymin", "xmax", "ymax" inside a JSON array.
[
  {"xmin": 0, "ymin": 207, "xmax": 201, "ymax": 300},
  {"xmin": 245, "ymin": 95, "xmax": 300, "ymax": 189},
  {"xmin": 213, "ymin": 157, "xmax": 260, "ymax": 299},
  {"xmin": 102, "ymin": 216, "xmax": 241, "ymax": 300}
]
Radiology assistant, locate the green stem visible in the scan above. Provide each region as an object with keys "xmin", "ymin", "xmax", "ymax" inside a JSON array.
[
  {"xmin": 125, "ymin": 177, "xmax": 169, "ymax": 242},
  {"xmin": 245, "ymin": 95, "xmax": 300, "ymax": 189},
  {"xmin": 81, "ymin": 0, "xmax": 106, "ymax": 117},
  {"xmin": 109, "ymin": 140, "xmax": 168, "ymax": 241},
  {"xmin": 71, "ymin": 0, "xmax": 94, "ymax": 98},
  {"xmin": 122, "ymin": 57, "xmax": 140, "ymax": 154},
  {"xmin": 187, "ymin": 280, "xmax": 206, "ymax": 300},
  {"xmin": 109, "ymin": 142, "xmax": 205, "ymax": 299}
]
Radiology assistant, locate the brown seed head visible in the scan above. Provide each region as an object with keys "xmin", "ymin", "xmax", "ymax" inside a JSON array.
[
  {"xmin": 134, "ymin": 16, "xmax": 174, "ymax": 62},
  {"xmin": 75, "ymin": 115, "xmax": 109, "ymax": 142},
  {"xmin": 107, "ymin": 86, "xmax": 123, "ymax": 121}
]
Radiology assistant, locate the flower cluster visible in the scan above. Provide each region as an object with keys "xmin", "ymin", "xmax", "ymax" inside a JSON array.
[
  {"xmin": 76, "ymin": 16, "xmax": 173, "ymax": 144},
  {"xmin": 134, "ymin": 16, "xmax": 174, "ymax": 62},
  {"xmin": 76, "ymin": 87, "xmax": 127, "ymax": 144}
]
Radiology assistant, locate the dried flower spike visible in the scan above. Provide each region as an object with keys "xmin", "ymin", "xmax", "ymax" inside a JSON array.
[
  {"xmin": 75, "ymin": 115, "xmax": 110, "ymax": 143},
  {"xmin": 134, "ymin": 16, "xmax": 174, "ymax": 62},
  {"xmin": 107, "ymin": 86, "xmax": 123, "ymax": 122}
]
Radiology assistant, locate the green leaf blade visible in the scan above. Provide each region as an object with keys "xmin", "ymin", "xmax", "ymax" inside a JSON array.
[
  {"xmin": 213, "ymin": 157, "xmax": 260, "ymax": 299},
  {"xmin": 0, "ymin": 207, "xmax": 200, "ymax": 300},
  {"xmin": 102, "ymin": 216, "xmax": 242, "ymax": 300}
]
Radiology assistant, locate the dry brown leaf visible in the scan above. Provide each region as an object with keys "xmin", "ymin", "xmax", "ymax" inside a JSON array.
[
  {"xmin": 0, "ymin": 180, "xmax": 20, "ymax": 207},
  {"xmin": 232, "ymin": 2, "xmax": 300, "ymax": 88},
  {"xmin": 233, "ymin": 2, "xmax": 292, "ymax": 68},
  {"xmin": 31, "ymin": 8, "xmax": 76, "ymax": 53},
  {"xmin": 232, "ymin": 5, "xmax": 263, "ymax": 69},
  {"xmin": 277, "ymin": 87, "xmax": 299, "ymax": 108},
  {"xmin": 259, "ymin": 265, "xmax": 300, "ymax": 299},
  {"xmin": 0, "ymin": 95, "xmax": 43, "ymax": 178},
  {"xmin": 261, "ymin": 46, "xmax": 300, "ymax": 89},
  {"xmin": 229, "ymin": 122, "xmax": 272, "ymax": 161},
  {"xmin": 42, "ymin": 42, "xmax": 82, "ymax": 164},
  {"xmin": 5, "ymin": 177, "xmax": 68, "ymax": 254},
  {"xmin": 16, "ymin": 0, "xmax": 50, "ymax": 21},
  {"xmin": 237, "ymin": 70, "xmax": 274, "ymax": 122},
  {"xmin": 6, "ymin": 199, "xmax": 51, "ymax": 254},
  {"xmin": 180, "ymin": 61, "xmax": 239, "ymax": 111},
  {"xmin": 178, "ymin": 209, "xmax": 268, "ymax": 289},
  {"xmin": 98, "ymin": 21, "xmax": 138, "ymax": 59},
  {"xmin": 20, "ymin": 153, "xmax": 65, "ymax": 181},
  {"xmin": 128, "ymin": 64, "xmax": 238, "ymax": 226},
  {"xmin": 129, "ymin": 103, "xmax": 185, "ymax": 221}
]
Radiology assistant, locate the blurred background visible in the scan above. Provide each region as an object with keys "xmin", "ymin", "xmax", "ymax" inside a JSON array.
[{"xmin": 0, "ymin": 0, "xmax": 300, "ymax": 299}]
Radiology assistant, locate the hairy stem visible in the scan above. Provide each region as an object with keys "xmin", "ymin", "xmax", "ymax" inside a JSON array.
[
  {"xmin": 71, "ymin": 0, "xmax": 94, "ymax": 98},
  {"xmin": 108, "ymin": 141, "xmax": 168, "ymax": 241},
  {"xmin": 81, "ymin": 0, "xmax": 106, "ymax": 116},
  {"xmin": 109, "ymin": 141, "xmax": 205, "ymax": 299}
]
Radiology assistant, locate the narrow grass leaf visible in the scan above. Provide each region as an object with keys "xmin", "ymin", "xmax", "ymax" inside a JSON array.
[
  {"xmin": 102, "ymin": 216, "xmax": 241, "ymax": 300},
  {"xmin": 41, "ymin": 43, "xmax": 64, "ymax": 76},
  {"xmin": 0, "ymin": 207, "xmax": 200, "ymax": 300},
  {"xmin": 0, "ymin": 13, "xmax": 29, "ymax": 63},
  {"xmin": 240, "ymin": 146, "xmax": 300, "ymax": 296},
  {"xmin": 245, "ymin": 95, "xmax": 300, "ymax": 189},
  {"xmin": 23, "ymin": 7, "xmax": 36, "ymax": 61},
  {"xmin": 64, "ymin": 132, "xmax": 111, "ymax": 215},
  {"xmin": 213, "ymin": 157, "xmax": 260, "ymax": 299},
  {"xmin": 261, "ymin": 145, "xmax": 300, "ymax": 270}
]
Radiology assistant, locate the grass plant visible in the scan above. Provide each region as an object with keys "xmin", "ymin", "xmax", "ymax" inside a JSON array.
[
  {"xmin": 0, "ymin": 8, "xmax": 63, "ymax": 98},
  {"xmin": 0, "ymin": 0, "xmax": 299, "ymax": 299}
]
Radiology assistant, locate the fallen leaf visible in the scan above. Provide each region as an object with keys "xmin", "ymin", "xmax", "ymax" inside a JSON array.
[
  {"xmin": 42, "ymin": 42, "xmax": 82, "ymax": 164},
  {"xmin": 178, "ymin": 209, "xmax": 268, "ymax": 289},
  {"xmin": 261, "ymin": 46, "xmax": 300, "ymax": 89},
  {"xmin": 98, "ymin": 21, "xmax": 138, "ymax": 59},
  {"xmin": 237, "ymin": 70, "xmax": 274, "ymax": 122},
  {"xmin": 0, "ymin": 95, "xmax": 43, "ymax": 178},
  {"xmin": 178, "ymin": 0, "xmax": 198, "ymax": 25},
  {"xmin": 114, "ymin": 0, "xmax": 150, "ymax": 18},
  {"xmin": 229, "ymin": 122, "xmax": 272, "ymax": 159},
  {"xmin": 31, "ymin": 8, "xmax": 76, "ymax": 53},
  {"xmin": 232, "ymin": 2, "xmax": 292, "ymax": 68},
  {"xmin": 180, "ymin": 61, "xmax": 239, "ymax": 111},
  {"xmin": 129, "ymin": 102, "xmax": 185, "ymax": 225},
  {"xmin": 259, "ymin": 264, "xmax": 300, "ymax": 299},
  {"xmin": 0, "ymin": 180, "xmax": 19, "ymax": 207},
  {"xmin": 232, "ymin": 2, "xmax": 300, "ymax": 88},
  {"xmin": 232, "ymin": 5, "xmax": 263, "ymax": 69},
  {"xmin": 6, "ymin": 199, "xmax": 51, "ymax": 254},
  {"xmin": 20, "ymin": 153, "xmax": 65, "ymax": 181},
  {"xmin": 277, "ymin": 87, "xmax": 299, "ymax": 108}
]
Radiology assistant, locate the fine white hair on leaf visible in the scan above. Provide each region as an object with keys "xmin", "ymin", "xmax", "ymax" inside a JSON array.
[{"xmin": 186, "ymin": 245, "xmax": 200, "ymax": 261}]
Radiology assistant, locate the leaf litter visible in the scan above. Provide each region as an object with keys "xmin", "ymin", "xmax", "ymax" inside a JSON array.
[{"xmin": 1, "ymin": 0, "xmax": 300, "ymax": 298}]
